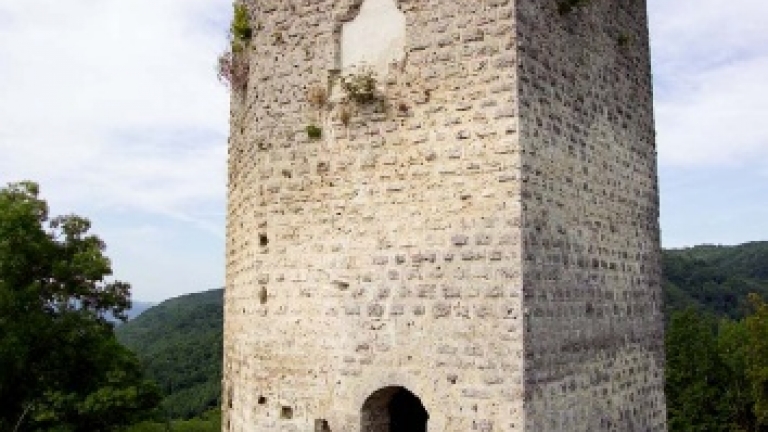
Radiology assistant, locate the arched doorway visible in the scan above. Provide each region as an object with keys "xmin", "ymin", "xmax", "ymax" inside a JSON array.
[{"xmin": 361, "ymin": 386, "xmax": 428, "ymax": 432}]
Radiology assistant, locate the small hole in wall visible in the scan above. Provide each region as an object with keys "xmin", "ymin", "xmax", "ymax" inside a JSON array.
[
  {"xmin": 315, "ymin": 419, "xmax": 331, "ymax": 431},
  {"xmin": 258, "ymin": 396, "xmax": 267, "ymax": 405},
  {"xmin": 259, "ymin": 287, "xmax": 268, "ymax": 305},
  {"xmin": 281, "ymin": 406, "xmax": 293, "ymax": 419},
  {"xmin": 259, "ymin": 233, "xmax": 269, "ymax": 246},
  {"xmin": 333, "ymin": 280, "xmax": 350, "ymax": 290}
]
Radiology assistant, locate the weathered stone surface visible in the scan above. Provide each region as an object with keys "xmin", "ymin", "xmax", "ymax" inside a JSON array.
[{"xmin": 224, "ymin": 0, "xmax": 666, "ymax": 431}]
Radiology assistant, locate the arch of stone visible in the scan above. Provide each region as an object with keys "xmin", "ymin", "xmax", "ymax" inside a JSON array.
[{"xmin": 361, "ymin": 386, "xmax": 429, "ymax": 432}]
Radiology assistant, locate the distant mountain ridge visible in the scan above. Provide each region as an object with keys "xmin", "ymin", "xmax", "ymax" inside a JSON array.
[
  {"xmin": 663, "ymin": 241, "xmax": 768, "ymax": 318},
  {"xmin": 117, "ymin": 242, "xmax": 768, "ymax": 420},
  {"xmin": 127, "ymin": 301, "xmax": 155, "ymax": 320},
  {"xmin": 107, "ymin": 301, "xmax": 154, "ymax": 324}
]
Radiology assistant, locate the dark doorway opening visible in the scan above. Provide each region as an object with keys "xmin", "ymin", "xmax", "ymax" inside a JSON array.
[
  {"xmin": 389, "ymin": 389, "xmax": 428, "ymax": 432},
  {"xmin": 361, "ymin": 386, "xmax": 428, "ymax": 432}
]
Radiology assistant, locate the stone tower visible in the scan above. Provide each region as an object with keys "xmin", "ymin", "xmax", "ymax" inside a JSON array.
[{"xmin": 223, "ymin": 0, "xmax": 666, "ymax": 430}]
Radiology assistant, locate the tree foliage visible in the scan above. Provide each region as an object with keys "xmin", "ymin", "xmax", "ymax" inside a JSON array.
[
  {"xmin": 0, "ymin": 181, "xmax": 161, "ymax": 431},
  {"xmin": 666, "ymin": 302, "xmax": 768, "ymax": 431},
  {"xmin": 217, "ymin": 3, "xmax": 252, "ymax": 89},
  {"xmin": 666, "ymin": 309, "xmax": 732, "ymax": 431},
  {"xmin": 745, "ymin": 294, "xmax": 768, "ymax": 425},
  {"xmin": 126, "ymin": 409, "xmax": 221, "ymax": 432}
]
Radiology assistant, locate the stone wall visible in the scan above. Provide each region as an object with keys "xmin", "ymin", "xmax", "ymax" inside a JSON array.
[
  {"xmin": 224, "ymin": 0, "xmax": 665, "ymax": 431},
  {"xmin": 515, "ymin": 0, "xmax": 666, "ymax": 430}
]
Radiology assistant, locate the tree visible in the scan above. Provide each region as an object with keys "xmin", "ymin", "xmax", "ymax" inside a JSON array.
[
  {"xmin": 126, "ymin": 409, "xmax": 221, "ymax": 432},
  {"xmin": 0, "ymin": 181, "xmax": 161, "ymax": 431},
  {"xmin": 745, "ymin": 293, "xmax": 768, "ymax": 426},
  {"xmin": 717, "ymin": 318, "xmax": 758, "ymax": 431},
  {"xmin": 666, "ymin": 305, "xmax": 768, "ymax": 431},
  {"xmin": 665, "ymin": 308, "xmax": 731, "ymax": 431}
]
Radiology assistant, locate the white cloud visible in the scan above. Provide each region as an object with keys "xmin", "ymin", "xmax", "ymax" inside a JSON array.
[
  {"xmin": 649, "ymin": 0, "xmax": 768, "ymax": 168},
  {"xmin": 0, "ymin": 0, "xmax": 231, "ymax": 230},
  {"xmin": 1, "ymin": 0, "xmax": 765, "ymax": 299},
  {"xmin": 655, "ymin": 57, "xmax": 768, "ymax": 166},
  {"xmin": 0, "ymin": 0, "xmax": 231, "ymax": 300}
]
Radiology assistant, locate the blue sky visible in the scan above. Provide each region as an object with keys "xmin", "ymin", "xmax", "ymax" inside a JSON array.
[
  {"xmin": 649, "ymin": 0, "xmax": 768, "ymax": 248},
  {"xmin": 0, "ymin": 0, "xmax": 766, "ymax": 302}
]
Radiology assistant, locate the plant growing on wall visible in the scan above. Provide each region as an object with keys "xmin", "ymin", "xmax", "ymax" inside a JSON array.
[
  {"xmin": 340, "ymin": 69, "xmax": 378, "ymax": 104},
  {"xmin": 338, "ymin": 105, "xmax": 352, "ymax": 126},
  {"xmin": 306, "ymin": 124, "xmax": 322, "ymax": 140},
  {"xmin": 307, "ymin": 86, "xmax": 328, "ymax": 110},
  {"xmin": 301, "ymin": 68, "xmax": 391, "ymax": 131},
  {"xmin": 231, "ymin": 3, "xmax": 252, "ymax": 43},
  {"xmin": 217, "ymin": 51, "xmax": 249, "ymax": 89},
  {"xmin": 217, "ymin": 3, "xmax": 253, "ymax": 90},
  {"xmin": 305, "ymin": 85, "xmax": 330, "ymax": 135},
  {"xmin": 617, "ymin": 32, "xmax": 632, "ymax": 48}
]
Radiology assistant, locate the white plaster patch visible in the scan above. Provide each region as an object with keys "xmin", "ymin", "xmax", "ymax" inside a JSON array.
[{"xmin": 341, "ymin": 0, "xmax": 406, "ymax": 76}]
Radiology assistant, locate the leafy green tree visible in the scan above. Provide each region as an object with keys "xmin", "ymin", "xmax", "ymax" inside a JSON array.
[
  {"xmin": 717, "ymin": 318, "xmax": 758, "ymax": 431},
  {"xmin": 667, "ymin": 304, "xmax": 768, "ymax": 431},
  {"xmin": 745, "ymin": 294, "xmax": 768, "ymax": 426},
  {"xmin": 0, "ymin": 181, "xmax": 161, "ymax": 431},
  {"xmin": 666, "ymin": 308, "xmax": 731, "ymax": 431},
  {"xmin": 126, "ymin": 409, "xmax": 221, "ymax": 432}
]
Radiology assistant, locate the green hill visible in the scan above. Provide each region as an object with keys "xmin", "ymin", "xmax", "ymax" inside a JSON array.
[
  {"xmin": 663, "ymin": 241, "xmax": 768, "ymax": 319},
  {"xmin": 116, "ymin": 288, "xmax": 223, "ymax": 420},
  {"xmin": 127, "ymin": 301, "xmax": 156, "ymax": 320}
]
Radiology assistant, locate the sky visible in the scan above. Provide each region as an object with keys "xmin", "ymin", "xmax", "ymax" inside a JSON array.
[{"xmin": 0, "ymin": 0, "xmax": 766, "ymax": 303}]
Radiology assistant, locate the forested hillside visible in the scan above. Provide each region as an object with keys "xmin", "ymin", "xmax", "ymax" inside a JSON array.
[
  {"xmin": 116, "ymin": 288, "xmax": 223, "ymax": 420},
  {"xmin": 663, "ymin": 242, "xmax": 768, "ymax": 319}
]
